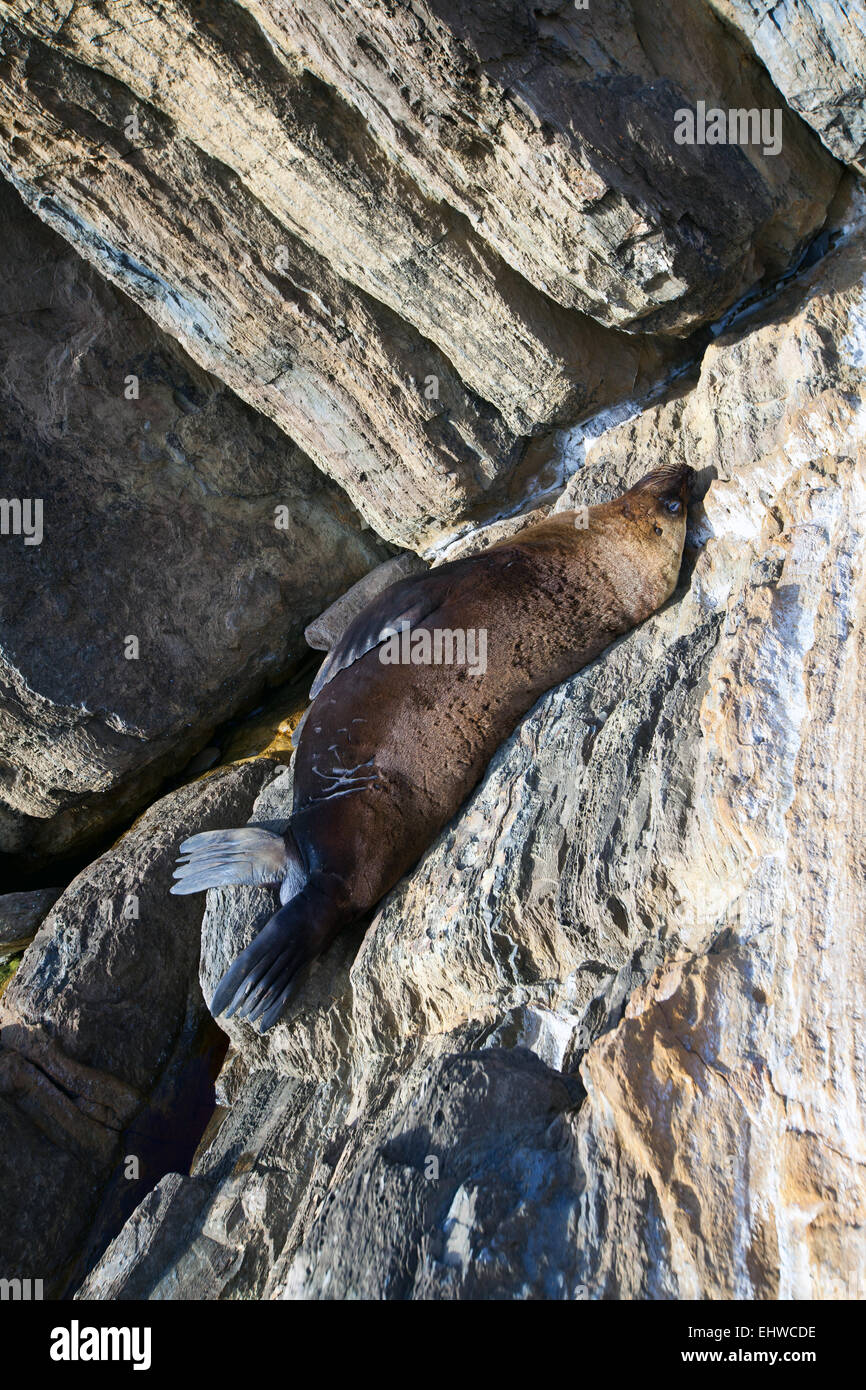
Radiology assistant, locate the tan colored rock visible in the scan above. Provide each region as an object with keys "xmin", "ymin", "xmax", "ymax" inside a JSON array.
[
  {"xmin": 0, "ymin": 20, "xmax": 672, "ymax": 547},
  {"xmin": 0, "ymin": 0, "xmax": 661, "ymax": 437},
  {"xmin": 570, "ymin": 197, "xmax": 866, "ymax": 1298},
  {"xmin": 0, "ymin": 889, "xmax": 61, "ymax": 961},
  {"xmin": 246, "ymin": 0, "xmax": 839, "ymax": 327},
  {"xmin": 0, "ymin": 2, "xmax": 844, "ymax": 547},
  {"xmin": 0, "ymin": 27, "xmax": 533, "ymax": 548}
]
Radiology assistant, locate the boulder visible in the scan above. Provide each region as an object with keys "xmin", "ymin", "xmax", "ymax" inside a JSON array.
[
  {"xmin": 0, "ymin": 889, "xmax": 61, "ymax": 962},
  {"xmin": 0, "ymin": 180, "xmax": 386, "ymax": 862},
  {"xmin": 0, "ymin": 2, "xmax": 671, "ymax": 436},
  {"xmin": 0, "ymin": 757, "xmax": 282, "ymax": 1297}
]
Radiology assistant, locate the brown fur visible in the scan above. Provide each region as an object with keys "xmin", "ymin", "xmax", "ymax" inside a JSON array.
[
  {"xmin": 293, "ymin": 463, "xmax": 692, "ymax": 911},
  {"xmin": 205, "ymin": 463, "xmax": 693, "ymax": 1028}
]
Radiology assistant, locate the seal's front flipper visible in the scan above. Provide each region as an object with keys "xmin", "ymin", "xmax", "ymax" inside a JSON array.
[
  {"xmin": 171, "ymin": 827, "xmax": 299, "ymax": 895},
  {"xmin": 210, "ymin": 873, "xmax": 346, "ymax": 1032}
]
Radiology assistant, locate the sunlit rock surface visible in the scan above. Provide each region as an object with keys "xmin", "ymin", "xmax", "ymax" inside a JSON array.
[
  {"xmin": 706, "ymin": 0, "xmax": 866, "ymax": 169},
  {"xmin": 76, "ymin": 185, "xmax": 866, "ymax": 1300},
  {"xmin": 240, "ymin": 0, "xmax": 838, "ymax": 325}
]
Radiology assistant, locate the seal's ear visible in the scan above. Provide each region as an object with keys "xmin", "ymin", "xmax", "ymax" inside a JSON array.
[
  {"xmin": 622, "ymin": 500, "xmax": 633, "ymax": 518},
  {"xmin": 630, "ymin": 462, "xmax": 695, "ymax": 499}
]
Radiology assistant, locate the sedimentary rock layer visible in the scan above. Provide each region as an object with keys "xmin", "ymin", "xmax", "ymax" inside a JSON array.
[
  {"xmin": 0, "ymin": 0, "xmax": 659, "ymax": 435},
  {"xmin": 0, "ymin": 180, "xmax": 386, "ymax": 860},
  {"xmin": 0, "ymin": 20, "xmax": 666, "ymax": 547},
  {"xmin": 706, "ymin": 0, "xmax": 866, "ymax": 169},
  {"xmin": 242, "ymin": 0, "xmax": 840, "ymax": 325},
  {"xmin": 0, "ymin": 3, "xmax": 843, "ymax": 546}
]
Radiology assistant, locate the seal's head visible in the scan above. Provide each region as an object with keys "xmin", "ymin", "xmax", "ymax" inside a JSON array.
[
  {"xmin": 615, "ymin": 461, "xmax": 693, "ymax": 594},
  {"xmin": 580, "ymin": 462, "xmax": 693, "ymax": 619}
]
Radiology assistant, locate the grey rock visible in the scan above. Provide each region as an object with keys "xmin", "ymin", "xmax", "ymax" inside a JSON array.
[
  {"xmin": 0, "ymin": 20, "xmax": 662, "ymax": 551},
  {"xmin": 304, "ymin": 553, "xmax": 428, "ymax": 653},
  {"xmin": 74, "ymin": 1173, "xmax": 224, "ymax": 1303},
  {"xmin": 706, "ymin": 0, "xmax": 866, "ymax": 168},
  {"xmin": 0, "ymin": 0, "xmax": 667, "ymax": 439},
  {"xmin": 245, "ymin": 0, "xmax": 839, "ymax": 326},
  {"xmin": 0, "ymin": 889, "xmax": 62, "ymax": 960},
  {"xmin": 0, "ymin": 2, "xmax": 843, "ymax": 550},
  {"xmin": 0, "ymin": 757, "xmax": 280, "ymax": 1296},
  {"xmin": 0, "ymin": 180, "xmax": 386, "ymax": 862},
  {"xmin": 278, "ymin": 1049, "xmax": 585, "ymax": 1300},
  {"xmin": 76, "ymin": 1048, "xmax": 584, "ymax": 1301}
]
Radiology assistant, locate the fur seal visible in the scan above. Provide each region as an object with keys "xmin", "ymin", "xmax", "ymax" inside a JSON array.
[{"xmin": 172, "ymin": 463, "xmax": 693, "ymax": 1030}]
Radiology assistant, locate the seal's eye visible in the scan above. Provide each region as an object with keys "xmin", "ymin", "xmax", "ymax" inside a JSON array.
[{"xmin": 662, "ymin": 498, "xmax": 681, "ymax": 515}]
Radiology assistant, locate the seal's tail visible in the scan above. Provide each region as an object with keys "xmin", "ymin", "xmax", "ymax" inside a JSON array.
[{"xmin": 210, "ymin": 873, "xmax": 347, "ymax": 1032}]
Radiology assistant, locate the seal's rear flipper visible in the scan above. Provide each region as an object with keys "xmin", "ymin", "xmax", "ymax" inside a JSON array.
[
  {"xmin": 210, "ymin": 873, "xmax": 346, "ymax": 1032},
  {"xmin": 170, "ymin": 827, "xmax": 302, "ymax": 895}
]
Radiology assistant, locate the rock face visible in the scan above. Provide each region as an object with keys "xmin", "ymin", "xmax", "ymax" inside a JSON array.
[
  {"xmin": 0, "ymin": 2, "xmax": 842, "ymax": 544},
  {"xmin": 0, "ymin": 3, "xmax": 662, "ymax": 425},
  {"xmin": 0, "ymin": 16, "xmax": 656, "ymax": 550},
  {"xmin": 706, "ymin": 0, "xmax": 866, "ymax": 169},
  {"xmin": 0, "ymin": 0, "xmax": 863, "ymax": 1307},
  {"xmin": 76, "ymin": 185, "xmax": 866, "ymax": 1300},
  {"xmin": 0, "ymin": 181, "xmax": 386, "ymax": 863},
  {"xmin": 242, "ymin": 0, "xmax": 839, "ymax": 326},
  {"xmin": 0, "ymin": 758, "xmax": 280, "ymax": 1298}
]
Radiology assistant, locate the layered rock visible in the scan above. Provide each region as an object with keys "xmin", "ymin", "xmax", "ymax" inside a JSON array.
[
  {"xmin": 0, "ymin": 2, "xmax": 843, "ymax": 546},
  {"xmin": 0, "ymin": 19, "xmax": 662, "ymax": 547},
  {"xmin": 0, "ymin": 1, "xmax": 662, "ymax": 434},
  {"xmin": 0, "ymin": 0, "xmax": 862, "ymax": 1306},
  {"xmin": 242, "ymin": 0, "xmax": 839, "ymax": 324},
  {"xmin": 706, "ymin": 0, "xmax": 866, "ymax": 169},
  {"xmin": 0, "ymin": 180, "xmax": 386, "ymax": 862},
  {"xmin": 76, "ymin": 184, "xmax": 866, "ymax": 1299}
]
